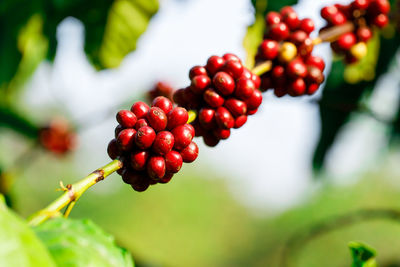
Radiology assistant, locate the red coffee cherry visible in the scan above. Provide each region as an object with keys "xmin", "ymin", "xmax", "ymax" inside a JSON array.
[
  {"xmin": 107, "ymin": 139, "xmax": 119, "ymax": 160},
  {"xmin": 172, "ymin": 125, "xmax": 193, "ymax": 150},
  {"xmin": 191, "ymin": 75, "xmax": 211, "ymax": 94},
  {"xmin": 115, "ymin": 125, "xmax": 124, "ymax": 138},
  {"xmin": 130, "ymin": 150, "xmax": 150, "ymax": 171},
  {"xmin": 204, "ymin": 88, "xmax": 225, "ymax": 107},
  {"xmin": 135, "ymin": 118, "xmax": 148, "ymax": 130},
  {"xmin": 213, "ymin": 72, "xmax": 235, "ymax": 96},
  {"xmin": 130, "ymin": 101, "xmax": 150, "ymax": 119},
  {"xmin": 152, "ymin": 96, "xmax": 173, "ymax": 114},
  {"xmin": 268, "ymin": 22, "xmax": 290, "ymax": 40},
  {"xmin": 147, "ymin": 107, "xmax": 167, "ymax": 132},
  {"xmin": 221, "ymin": 60, "xmax": 244, "ymax": 79},
  {"xmin": 167, "ymin": 107, "xmax": 189, "ymax": 130},
  {"xmin": 337, "ymin": 32, "xmax": 357, "ymax": 50},
  {"xmin": 266, "ymin": 11, "xmax": 281, "ymax": 25},
  {"xmin": 234, "ymin": 115, "xmax": 247, "ymax": 128},
  {"xmin": 153, "ymin": 131, "xmax": 175, "ymax": 155},
  {"xmin": 213, "ymin": 128, "xmax": 231, "ymax": 140},
  {"xmin": 180, "ymin": 142, "xmax": 199, "ymax": 163},
  {"xmin": 215, "ymin": 107, "xmax": 234, "ymax": 129},
  {"xmin": 147, "ymin": 156, "xmax": 166, "ymax": 180},
  {"xmin": 245, "ymin": 90, "xmax": 263, "ymax": 111},
  {"xmin": 117, "ymin": 129, "xmax": 136, "ymax": 151},
  {"xmin": 206, "ymin": 56, "xmax": 225, "ymax": 76},
  {"xmin": 199, "ymin": 108, "xmax": 216, "ymax": 129},
  {"xmin": 135, "ymin": 126, "xmax": 156, "ymax": 149},
  {"xmin": 116, "ymin": 110, "xmax": 137, "ymax": 128},
  {"xmin": 235, "ymin": 78, "xmax": 255, "ymax": 100},
  {"xmin": 259, "ymin": 40, "xmax": 280, "ymax": 60},
  {"xmin": 299, "ymin": 18, "xmax": 315, "ymax": 34},
  {"xmin": 165, "ymin": 151, "xmax": 183, "ymax": 173},
  {"xmin": 224, "ymin": 98, "xmax": 247, "ymax": 117},
  {"xmin": 189, "ymin": 65, "xmax": 207, "ymax": 79}
]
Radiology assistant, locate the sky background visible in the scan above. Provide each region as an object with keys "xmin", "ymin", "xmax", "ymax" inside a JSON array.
[{"xmin": 23, "ymin": 0, "xmax": 400, "ymax": 211}]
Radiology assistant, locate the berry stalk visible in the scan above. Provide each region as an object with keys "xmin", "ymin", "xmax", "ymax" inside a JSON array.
[{"xmin": 27, "ymin": 159, "xmax": 123, "ymax": 226}]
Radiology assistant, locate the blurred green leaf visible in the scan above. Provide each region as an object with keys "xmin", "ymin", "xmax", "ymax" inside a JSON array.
[
  {"xmin": 0, "ymin": 195, "xmax": 56, "ymax": 266},
  {"xmin": 349, "ymin": 242, "xmax": 377, "ymax": 267},
  {"xmin": 34, "ymin": 218, "xmax": 134, "ymax": 267},
  {"xmin": 244, "ymin": 0, "xmax": 298, "ymax": 68},
  {"xmin": 313, "ymin": 30, "xmax": 400, "ymax": 171},
  {"xmin": 0, "ymin": 105, "xmax": 39, "ymax": 139}
]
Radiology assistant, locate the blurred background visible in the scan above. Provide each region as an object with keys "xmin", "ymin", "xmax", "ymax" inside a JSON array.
[{"xmin": 1, "ymin": 0, "xmax": 400, "ymax": 266}]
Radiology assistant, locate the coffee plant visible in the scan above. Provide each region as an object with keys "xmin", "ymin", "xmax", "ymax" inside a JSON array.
[{"xmin": 1, "ymin": 0, "xmax": 400, "ymax": 266}]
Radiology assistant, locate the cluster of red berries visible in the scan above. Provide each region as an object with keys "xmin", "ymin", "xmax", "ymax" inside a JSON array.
[
  {"xmin": 39, "ymin": 118, "xmax": 77, "ymax": 155},
  {"xmin": 321, "ymin": 0, "xmax": 390, "ymax": 63},
  {"xmin": 256, "ymin": 6, "xmax": 325, "ymax": 97},
  {"xmin": 107, "ymin": 96, "xmax": 198, "ymax": 191},
  {"xmin": 173, "ymin": 53, "xmax": 262, "ymax": 146},
  {"xmin": 148, "ymin": 81, "xmax": 174, "ymax": 103}
]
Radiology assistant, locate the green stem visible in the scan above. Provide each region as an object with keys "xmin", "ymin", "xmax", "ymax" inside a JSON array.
[{"xmin": 28, "ymin": 159, "xmax": 123, "ymax": 226}]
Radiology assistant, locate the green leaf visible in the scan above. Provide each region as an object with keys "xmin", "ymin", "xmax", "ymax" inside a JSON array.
[
  {"xmin": 0, "ymin": 105, "xmax": 40, "ymax": 139},
  {"xmin": 349, "ymin": 242, "xmax": 377, "ymax": 267},
  {"xmin": 313, "ymin": 29, "xmax": 400, "ymax": 171},
  {"xmin": 0, "ymin": 195, "xmax": 56, "ymax": 266},
  {"xmin": 244, "ymin": 0, "xmax": 298, "ymax": 68},
  {"xmin": 34, "ymin": 218, "xmax": 134, "ymax": 267}
]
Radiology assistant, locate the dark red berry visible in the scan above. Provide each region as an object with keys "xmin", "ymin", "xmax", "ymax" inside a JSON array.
[
  {"xmin": 159, "ymin": 172, "xmax": 174, "ymax": 184},
  {"xmin": 245, "ymin": 90, "xmax": 263, "ymax": 110},
  {"xmin": 122, "ymin": 169, "xmax": 142, "ymax": 185},
  {"xmin": 235, "ymin": 78, "xmax": 255, "ymax": 100},
  {"xmin": 290, "ymin": 30, "xmax": 307, "ymax": 45},
  {"xmin": 307, "ymin": 83, "xmax": 320, "ymax": 95},
  {"xmin": 282, "ymin": 9, "xmax": 300, "ymax": 30},
  {"xmin": 213, "ymin": 72, "xmax": 235, "ymax": 96},
  {"xmin": 199, "ymin": 108, "xmax": 216, "ymax": 129},
  {"xmin": 337, "ymin": 33, "xmax": 356, "ymax": 50},
  {"xmin": 299, "ymin": 18, "xmax": 314, "ymax": 34},
  {"xmin": 147, "ymin": 107, "xmax": 167, "ymax": 132},
  {"xmin": 184, "ymin": 124, "xmax": 195, "ymax": 138},
  {"xmin": 213, "ymin": 128, "xmax": 231, "ymax": 140},
  {"xmin": 266, "ymin": 11, "xmax": 281, "ymax": 25},
  {"xmin": 147, "ymin": 156, "xmax": 166, "ymax": 180},
  {"xmin": 152, "ymin": 96, "xmax": 173, "ymax": 114},
  {"xmin": 370, "ymin": 0, "xmax": 390, "ymax": 14},
  {"xmin": 167, "ymin": 107, "xmax": 189, "ymax": 130},
  {"xmin": 330, "ymin": 12, "xmax": 347, "ymax": 25},
  {"xmin": 180, "ymin": 142, "xmax": 199, "ymax": 163},
  {"xmin": 352, "ymin": 0, "xmax": 370, "ymax": 9},
  {"xmin": 116, "ymin": 110, "xmax": 137, "ymax": 128},
  {"xmin": 321, "ymin": 6, "xmax": 338, "ymax": 19},
  {"xmin": 224, "ymin": 98, "xmax": 247, "ymax": 117},
  {"xmin": 259, "ymin": 40, "xmax": 279, "ymax": 60},
  {"xmin": 206, "ymin": 56, "xmax": 225, "ymax": 76},
  {"xmin": 189, "ymin": 65, "xmax": 207, "ymax": 79},
  {"xmin": 135, "ymin": 126, "xmax": 156, "ymax": 149},
  {"xmin": 115, "ymin": 125, "xmax": 124, "ymax": 138},
  {"xmin": 153, "ymin": 131, "xmax": 174, "ymax": 155},
  {"xmin": 203, "ymin": 88, "xmax": 225, "ymax": 107},
  {"xmin": 373, "ymin": 14, "xmax": 388, "ymax": 28},
  {"xmin": 251, "ymin": 74, "xmax": 261, "ymax": 88},
  {"xmin": 191, "ymin": 75, "xmax": 211, "ymax": 94},
  {"xmin": 203, "ymin": 133, "xmax": 220, "ymax": 147},
  {"xmin": 107, "ymin": 139, "xmax": 119, "ymax": 160},
  {"xmin": 223, "ymin": 53, "xmax": 241, "ymax": 62},
  {"xmin": 135, "ymin": 118, "xmax": 149, "ymax": 130},
  {"xmin": 131, "ymin": 101, "xmax": 150, "ymax": 119},
  {"xmin": 234, "ymin": 115, "xmax": 247, "ymax": 128},
  {"xmin": 117, "ymin": 128, "xmax": 136, "ymax": 151},
  {"xmin": 131, "ymin": 179, "xmax": 150, "ymax": 192},
  {"xmin": 357, "ymin": 27, "xmax": 373, "ymax": 42},
  {"xmin": 173, "ymin": 88, "xmax": 186, "ymax": 106},
  {"xmin": 215, "ymin": 107, "xmax": 234, "ymax": 129},
  {"xmin": 306, "ymin": 56, "xmax": 325, "ymax": 71},
  {"xmin": 130, "ymin": 150, "xmax": 150, "ymax": 170},
  {"xmin": 289, "ymin": 78, "xmax": 306, "ymax": 96},
  {"xmin": 287, "ymin": 59, "xmax": 307, "ymax": 78},
  {"xmin": 165, "ymin": 151, "xmax": 183, "ymax": 173},
  {"xmin": 172, "ymin": 125, "xmax": 193, "ymax": 150},
  {"xmin": 298, "ymin": 38, "xmax": 314, "ymax": 57},
  {"xmin": 268, "ymin": 22, "xmax": 290, "ymax": 40},
  {"xmin": 306, "ymin": 67, "xmax": 324, "ymax": 84}
]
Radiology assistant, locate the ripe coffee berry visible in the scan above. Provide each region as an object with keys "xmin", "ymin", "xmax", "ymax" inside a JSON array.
[
  {"xmin": 148, "ymin": 81, "xmax": 174, "ymax": 103},
  {"xmin": 320, "ymin": 0, "xmax": 390, "ymax": 64},
  {"xmin": 109, "ymin": 96, "xmax": 199, "ymax": 191},
  {"xmin": 174, "ymin": 53, "xmax": 263, "ymax": 146},
  {"xmin": 256, "ymin": 7, "xmax": 325, "ymax": 96}
]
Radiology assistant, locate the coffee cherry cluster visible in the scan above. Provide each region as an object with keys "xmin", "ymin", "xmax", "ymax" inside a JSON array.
[
  {"xmin": 173, "ymin": 53, "xmax": 262, "ymax": 147},
  {"xmin": 321, "ymin": 0, "xmax": 390, "ymax": 63},
  {"xmin": 256, "ymin": 6, "xmax": 326, "ymax": 97},
  {"xmin": 107, "ymin": 97, "xmax": 198, "ymax": 192},
  {"xmin": 148, "ymin": 81, "xmax": 174, "ymax": 103}
]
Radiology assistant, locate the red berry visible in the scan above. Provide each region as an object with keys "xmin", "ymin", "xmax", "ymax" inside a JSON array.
[
  {"xmin": 167, "ymin": 107, "xmax": 189, "ymax": 130},
  {"xmin": 307, "ymin": 83, "xmax": 320, "ymax": 95},
  {"xmin": 272, "ymin": 65, "xmax": 286, "ymax": 86},
  {"xmin": 235, "ymin": 78, "xmax": 255, "ymax": 100},
  {"xmin": 116, "ymin": 110, "xmax": 137, "ymax": 128},
  {"xmin": 191, "ymin": 75, "xmax": 211, "ymax": 94},
  {"xmin": 213, "ymin": 72, "xmax": 235, "ymax": 96},
  {"xmin": 172, "ymin": 125, "xmax": 193, "ymax": 150},
  {"xmin": 215, "ymin": 107, "xmax": 234, "ymax": 129},
  {"xmin": 130, "ymin": 101, "xmax": 150, "ymax": 119},
  {"xmin": 240, "ymin": 68, "xmax": 252, "ymax": 79},
  {"xmin": 130, "ymin": 150, "xmax": 150, "ymax": 170},
  {"xmin": 173, "ymin": 88, "xmax": 186, "ymax": 106},
  {"xmin": 298, "ymin": 38, "xmax": 314, "ymax": 57},
  {"xmin": 152, "ymin": 96, "xmax": 173, "ymax": 114},
  {"xmin": 266, "ymin": 11, "xmax": 281, "ymax": 25},
  {"xmin": 356, "ymin": 27, "xmax": 373, "ymax": 42},
  {"xmin": 373, "ymin": 14, "xmax": 389, "ymax": 28},
  {"xmin": 135, "ymin": 126, "xmax": 156, "ymax": 149},
  {"xmin": 274, "ymin": 87, "xmax": 287, "ymax": 97},
  {"xmin": 289, "ymin": 78, "xmax": 306, "ymax": 96},
  {"xmin": 135, "ymin": 118, "xmax": 148, "ymax": 130},
  {"xmin": 206, "ymin": 56, "xmax": 225, "ymax": 76},
  {"xmin": 165, "ymin": 151, "xmax": 183, "ymax": 173},
  {"xmin": 352, "ymin": 0, "xmax": 370, "ymax": 9},
  {"xmin": 268, "ymin": 22, "xmax": 290, "ymax": 41},
  {"xmin": 337, "ymin": 33, "xmax": 356, "ymax": 50},
  {"xmin": 290, "ymin": 30, "xmax": 307, "ymax": 45},
  {"xmin": 280, "ymin": 6, "xmax": 295, "ymax": 17},
  {"xmin": 122, "ymin": 169, "xmax": 143, "ymax": 185},
  {"xmin": 221, "ymin": 60, "xmax": 243, "ymax": 79},
  {"xmin": 184, "ymin": 124, "xmax": 195, "ymax": 138},
  {"xmin": 306, "ymin": 67, "xmax": 324, "ymax": 84},
  {"xmin": 131, "ymin": 178, "xmax": 150, "ymax": 192},
  {"xmin": 251, "ymin": 73, "xmax": 261, "ymax": 88},
  {"xmin": 147, "ymin": 107, "xmax": 167, "ymax": 132},
  {"xmin": 189, "ymin": 65, "xmax": 207, "ymax": 79},
  {"xmin": 183, "ymin": 88, "xmax": 202, "ymax": 109},
  {"xmin": 153, "ymin": 131, "xmax": 175, "ymax": 155},
  {"xmin": 306, "ymin": 56, "xmax": 325, "ymax": 71},
  {"xmin": 117, "ymin": 128, "xmax": 136, "ymax": 151},
  {"xmin": 234, "ymin": 115, "xmax": 247, "ymax": 128},
  {"xmin": 299, "ymin": 18, "xmax": 315, "ymax": 34},
  {"xmin": 115, "ymin": 125, "xmax": 124, "ymax": 138},
  {"xmin": 147, "ymin": 156, "xmax": 166, "ymax": 180},
  {"xmin": 287, "ymin": 59, "xmax": 307, "ymax": 78},
  {"xmin": 203, "ymin": 133, "xmax": 220, "ymax": 147},
  {"xmin": 222, "ymin": 53, "xmax": 241, "ymax": 62},
  {"xmin": 282, "ymin": 9, "xmax": 300, "ymax": 30},
  {"xmin": 224, "ymin": 98, "xmax": 247, "ymax": 117},
  {"xmin": 199, "ymin": 108, "xmax": 216, "ymax": 129},
  {"xmin": 370, "ymin": 0, "xmax": 390, "ymax": 14},
  {"xmin": 203, "ymin": 88, "xmax": 225, "ymax": 107},
  {"xmin": 245, "ymin": 90, "xmax": 263, "ymax": 110},
  {"xmin": 107, "ymin": 139, "xmax": 119, "ymax": 160},
  {"xmin": 321, "ymin": 6, "xmax": 338, "ymax": 19},
  {"xmin": 259, "ymin": 40, "xmax": 279, "ymax": 60},
  {"xmin": 213, "ymin": 128, "xmax": 231, "ymax": 140},
  {"xmin": 159, "ymin": 172, "xmax": 173, "ymax": 184},
  {"xmin": 180, "ymin": 142, "xmax": 199, "ymax": 163},
  {"xmin": 329, "ymin": 12, "xmax": 347, "ymax": 25},
  {"xmin": 260, "ymin": 76, "xmax": 272, "ymax": 92}
]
